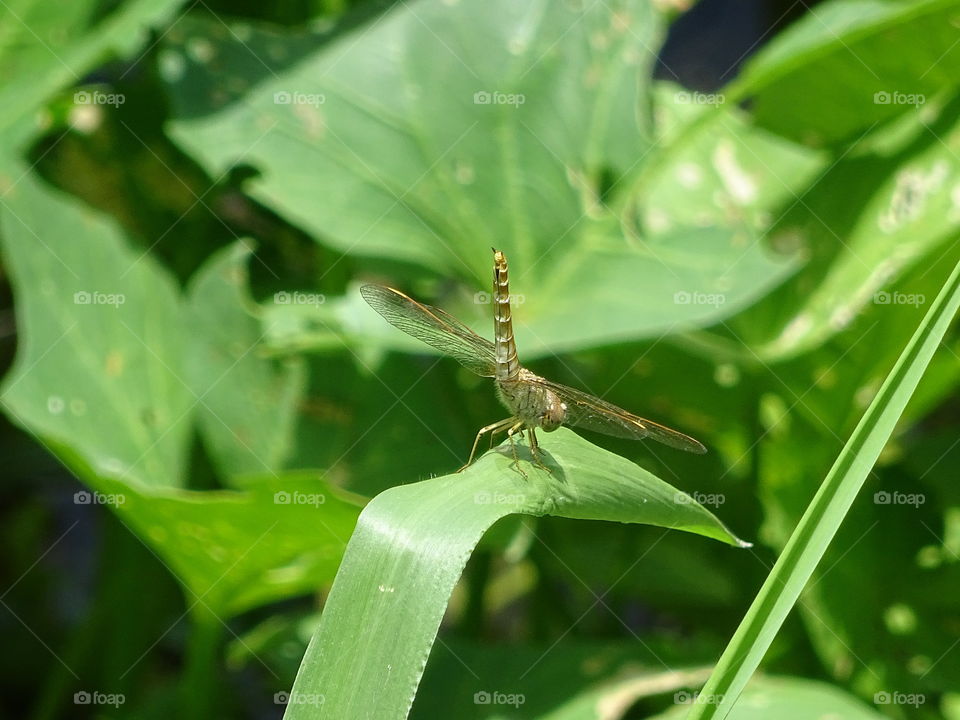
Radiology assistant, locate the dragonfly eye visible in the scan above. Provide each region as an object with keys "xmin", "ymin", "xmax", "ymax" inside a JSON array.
[{"xmin": 540, "ymin": 398, "xmax": 565, "ymax": 432}]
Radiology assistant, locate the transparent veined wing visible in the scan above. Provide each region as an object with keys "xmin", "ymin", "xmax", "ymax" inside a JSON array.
[
  {"xmin": 360, "ymin": 285, "xmax": 497, "ymax": 377},
  {"xmin": 529, "ymin": 376, "xmax": 707, "ymax": 454}
]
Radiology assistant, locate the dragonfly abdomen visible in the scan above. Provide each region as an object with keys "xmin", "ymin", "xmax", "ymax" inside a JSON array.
[{"xmin": 493, "ymin": 249, "xmax": 521, "ymax": 381}]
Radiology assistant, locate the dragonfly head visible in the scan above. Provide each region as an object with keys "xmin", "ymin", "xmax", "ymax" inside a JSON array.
[{"xmin": 539, "ymin": 394, "xmax": 566, "ymax": 432}]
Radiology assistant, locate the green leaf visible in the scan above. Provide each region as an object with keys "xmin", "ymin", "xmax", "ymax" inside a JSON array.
[
  {"xmin": 103, "ymin": 470, "xmax": 364, "ymax": 616},
  {"xmin": 0, "ymin": 173, "xmax": 192, "ymax": 488},
  {"xmin": 733, "ymin": 0, "xmax": 960, "ymax": 145},
  {"xmin": 642, "ymin": 84, "xmax": 827, "ymax": 239},
  {"xmin": 685, "ymin": 258, "xmax": 960, "ymax": 720},
  {"xmin": 0, "ymin": 0, "xmax": 185, "ymax": 153},
  {"xmin": 734, "ymin": 100, "xmax": 960, "ymax": 361},
  {"xmin": 186, "ymin": 242, "xmax": 307, "ymax": 481},
  {"xmin": 45, "ymin": 439, "xmax": 364, "ymax": 617},
  {"xmin": 282, "ymin": 428, "xmax": 747, "ymax": 719},
  {"xmin": 164, "ymin": 0, "xmax": 663, "ymax": 275},
  {"xmin": 163, "ymin": 3, "xmax": 797, "ymax": 353},
  {"xmin": 0, "ymin": 179, "xmax": 352, "ymax": 617}
]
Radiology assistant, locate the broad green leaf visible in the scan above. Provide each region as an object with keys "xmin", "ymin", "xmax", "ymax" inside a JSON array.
[
  {"xmin": 186, "ymin": 241, "xmax": 307, "ymax": 481},
  {"xmin": 733, "ymin": 0, "xmax": 960, "ymax": 145},
  {"xmin": 262, "ymin": 227, "xmax": 798, "ymax": 361},
  {"xmin": 283, "ymin": 428, "xmax": 748, "ymax": 720},
  {"xmin": 642, "ymin": 83, "xmax": 827, "ymax": 238},
  {"xmin": 734, "ymin": 101, "xmax": 960, "ymax": 361},
  {"xmin": 163, "ymin": 1, "xmax": 664, "ymax": 276},
  {"xmin": 0, "ymin": 173, "xmax": 192, "ymax": 488},
  {"xmin": 163, "ymin": 4, "xmax": 797, "ymax": 353},
  {"xmin": 49, "ymin": 440, "xmax": 364, "ymax": 617},
  {"xmin": 0, "ymin": 0, "xmax": 185, "ymax": 153},
  {"xmin": 0, "ymin": 179, "xmax": 356, "ymax": 617},
  {"xmin": 686, "ymin": 258, "xmax": 960, "ymax": 720},
  {"xmin": 103, "ymin": 470, "xmax": 364, "ymax": 616}
]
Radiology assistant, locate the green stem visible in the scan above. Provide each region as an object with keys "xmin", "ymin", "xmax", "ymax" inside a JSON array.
[{"xmin": 179, "ymin": 604, "xmax": 224, "ymax": 720}]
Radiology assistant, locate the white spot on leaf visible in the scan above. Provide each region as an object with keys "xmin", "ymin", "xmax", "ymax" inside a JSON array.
[
  {"xmin": 158, "ymin": 49, "xmax": 186, "ymax": 83},
  {"xmin": 676, "ymin": 162, "xmax": 703, "ymax": 188},
  {"xmin": 186, "ymin": 37, "xmax": 215, "ymax": 64},
  {"xmin": 712, "ymin": 141, "xmax": 757, "ymax": 205}
]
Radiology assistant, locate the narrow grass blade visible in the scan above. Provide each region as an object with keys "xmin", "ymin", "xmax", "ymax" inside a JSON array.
[{"xmin": 686, "ymin": 259, "xmax": 960, "ymax": 720}]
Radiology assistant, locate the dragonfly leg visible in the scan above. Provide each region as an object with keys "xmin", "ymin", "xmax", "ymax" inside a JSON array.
[
  {"xmin": 505, "ymin": 420, "xmax": 527, "ymax": 478},
  {"xmin": 459, "ymin": 417, "xmax": 517, "ymax": 472},
  {"xmin": 526, "ymin": 428, "xmax": 552, "ymax": 474}
]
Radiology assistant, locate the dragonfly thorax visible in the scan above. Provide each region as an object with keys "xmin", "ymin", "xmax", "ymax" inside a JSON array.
[{"xmin": 497, "ymin": 368, "xmax": 567, "ymax": 432}]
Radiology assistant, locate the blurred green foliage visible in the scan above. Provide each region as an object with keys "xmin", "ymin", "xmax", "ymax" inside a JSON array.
[{"xmin": 1, "ymin": 0, "xmax": 959, "ymax": 718}]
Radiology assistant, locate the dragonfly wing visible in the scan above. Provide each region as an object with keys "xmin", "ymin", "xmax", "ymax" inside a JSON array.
[
  {"xmin": 529, "ymin": 376, "xmax": 707, "ymax": 454},
  {"xmin": 360, "ymin": 284, "xmax": 497, "ymax": 377}
]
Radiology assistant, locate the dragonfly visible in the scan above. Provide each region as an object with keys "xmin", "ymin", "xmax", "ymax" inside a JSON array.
[{"xmin": 360, "ymin": 248, "xmax": 706, "ymax": 473}]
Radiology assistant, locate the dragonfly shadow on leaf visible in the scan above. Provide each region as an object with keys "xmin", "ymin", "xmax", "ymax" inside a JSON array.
[{"xmin": 490, "ymin": 440, "xmax": 566, "ymax": 482}]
